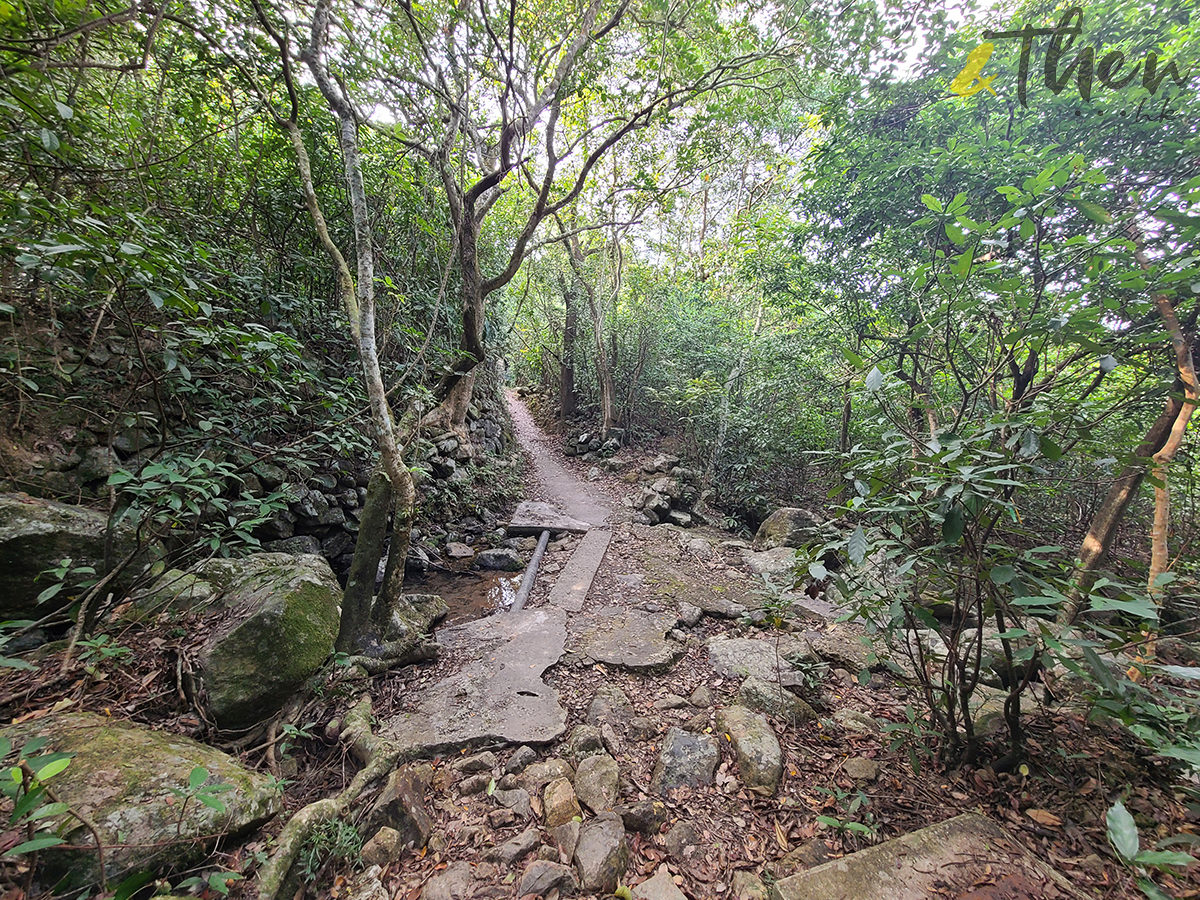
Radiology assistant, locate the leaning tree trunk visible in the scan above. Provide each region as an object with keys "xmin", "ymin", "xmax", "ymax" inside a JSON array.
[{"xmin": 302, "ymin": 0, "xmax": 416, "ymax": 650}]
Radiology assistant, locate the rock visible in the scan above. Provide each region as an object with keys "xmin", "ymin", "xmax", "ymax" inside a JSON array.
[
  {"xmin": 550, "ymin": 820, "xmax": 581, "ymax": 861},
  {"xmin": 571, "ymin": 606, "xmax": 683, "ymax": 671},
  {"xmin": 505, "ymin": 745, "xmax": 537, "ymax": 775},
  {"xmin": 650, "ymin": 727, "xmax": 720, "ymax": 791},
  {"xmin": 665, "ymin": 821, "xmax": 701, "ymax": 860},
  {"xmin": 716, "ymin": 706, "xmax": 782, "ymax": 795},
  {"xmin": 567, "ymin": 724, "xmax": 605, "ymax": 761},
  {"xmin": 454, "ymin": 750, "xmax": 497, "ymax": 774},
  {"xmin": 361, "ymin": 827, "xmax": 404, "ymax": 867},
  {"xmin": 76, "ymin": 445, "xmax": 118, "ymax": 483},
  {"xmin": 769, "ymin": 813, "xmax": 1074, "ymax": 900},
  {"xmin": 644, "ymin": 454, "xmax": 681, "ymax": 474},
  {"xmin": 420, "ymin": 860, "xmax": 472, "ymax": 900},
  {"xmin": 544, "ymin": 777, "xmax": 583, "ymax": 827},
  {"xmin": 683, "ymin": 538, "xmax": 713, "ymax": 557},
  {"xmin": 365, "ymin": 763, "xmax": 434, "ymax": 849},
  {"xmin": 678, "ymin": 602, "xmax": 703, "ymax": 627},
  {"xmin": 633, "ymin": 865, "xmax": 688, "ymax": 900},
  {"xmin": 737, "ymin": 676, "xmax": 817, "ymax": 724},
  {"xmin": 615, "ymin": 800, "xmax": 669, "ymax": 834},
  {"xmin": 264, "ymin": 535, "xmax": 322, "ymax": 555},
  {"xmin": 809, "ymin": 630, "xmax": 875, "ymax": 673},
  {"xmin": 111, "ymin": 425, "xmax": 156, "ymax": 456},
  {"xmin": 693, "ymin": 595, "xmax": 749, "ymax": 618},
  {"xmin": 476, "ymin": 548, "xmax": 523, "ymax": 571},
  {"xmin": 754, "ymin": 508, "xmax": 822, "ymax": 550},
  {"xmin": 588, "ymin": 466, "xmax": 602, "ymax": 481},
  {"xmin": 445, "ymin": 540, "xmax": 474, "ymax": 559},
  {"xmin": 600, "ymin": 723, "xmax": 621, "ymax": 756},
  {"xmin": 651, "ymin": 477, "xmax": 682, "ymax": 500},
  {"xmin": 707, "ymin": 636, "xmax": 809, "ymax": 684},
  {"xmin": 844, "ymin": 757, "xmax": 879, "ymax": 782},
  {"xmin": 574, "ymin": 812, "xmax": 629, "ymax": 893},
  {"xmin": 487, "ymin": 825, "xmax": 540, "ymax": 864},
  {"xmin": 682, "ymin": 711, "xmax": 711, "ymax": 732},
  {"xmin": 0, "ymin": 713, "xmax": 280, "ymax": 888},
  {"xmin": 740, "ymin": 546, "xmax": 799, "ymax": 579},
  {"xmin": 492, "ymin": 787, "xmax": 532, "ymax": 819},
  {"xmin": 128, "ymin": 569, "xmax": 217, "ymax": 620},
  {"xmin": 178, "ymin": 554, "xmax": 341, "ymax": 729},
  {"xmin": 574, "ymin": 753, "xmax": 619, "ymax": 812},
  {"xmin": 629, "ymin": 716, "xmax": 657, "ymax": 741},
  {"xmin": 252, "ymin": 462, "xmax": 287, "ymax": 489},
  {"xmin": 689, "ymin": 685, "xmax": 713, "ymax": 707},
  {"xmin": 732, "ymin": 870, "xmax": 769, "ymax": 899},
  {"xmin": 588, "ymin": 683, "xmax": 635, "ymax": 728},
  {"xmin": 489, "ymin": 808, "xmax": 517, "ymax": 828},
  {"xmin": 833, "ymin": 708, "xmax": 880, "ymax": 734},
  {"xmin": 0, "ymin": 493, "xmax": 160, "ymax": 620},
  {"xmin": 666, "ymin": 510, "xmax": 693, "ymax": 528},
  {"xmin": 523, "ymin": 758, "xmax": 575, "ymax": 790},
  {"xmin": 377, "ymin": 593, "xmax": 447, "ymax": 644},
  {"xmin": 459, "ymin": 772, "xmax": 491, "ymax": 795},
  {"xmin": 344, "ymin": 865, "xmax": 388, "ymax": 900},
  {"xmin": 653, "ymin": 693, "xmax": 689, "ymax": 710},
  {"xmin": 518, "ymin": 860, "xmax": 579, "ymax": 896}
]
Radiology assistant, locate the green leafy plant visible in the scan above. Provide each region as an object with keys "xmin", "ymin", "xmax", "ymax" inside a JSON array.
[
  {"xmin": 0, "ymin": 736, "xmax": 74, "ymax": 858},
  {"xmin": 278, "ymin": 722, "xmax": 316, "ymax": 761},
  {"xmin": 35, "ymin": 558, "xmax": 98, "ymax": 608},
  {"xmin": 76, "ymin": 634, "xmax": 133, "ymax": 674},
  {"xmin": 175, "ymin": 869, "xmax": 245, "ymax": 896},
  {"xmin": 0, "ymin": 620, "xmax": 36, "ymax": 671},
  {"xmin": 298, "ymin": 817, "xmax": 362, "ymax": 880},
  {"xmin": 1107, "ymin": 799, "xmax": 1197, "ymax": 900},
  {"xmin": 167, "ymin": 766, "xmax": 233, "ymax": 837},
  {"xmin": 814, "ymin": 785, "xmax": 878, "ymax": 841}
]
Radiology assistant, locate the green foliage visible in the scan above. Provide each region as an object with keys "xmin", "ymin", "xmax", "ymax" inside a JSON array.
[
  {"xmin": 0, "ymin": 621, "xmax": 35, "ymax": 671},
  {"xmin": 109, "ymin": 457, "xmax": 289, "ymax": 556},
  {"xmin": 298, "ymin": 818, "xmax": 362, "ymax": 880},
  {"xmin": 814, "ymin": 785, "xmax": 878, "ymax": 842},
  {"xmin": 1108, "ymin": 799, "xmax": 1197, "ymax": 899},
  {"xmin": 167, "ymin": 766, "xmax": 234, "ymax": 838},
  {"xmin": 35, "ymin": 558, "xmax": 98, "ymax": 608},
  {"xmin": 0, "ymin": 736, "xmax": 74, "ymax": 859},
  {"xmin": 75, "ymin": 634, "xmax": 133, "ymax": 674}
]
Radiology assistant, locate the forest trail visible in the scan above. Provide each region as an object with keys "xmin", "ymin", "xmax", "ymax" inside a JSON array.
[{"xmin": 505, "ymin": 389, "xmax": 611, "ymax": 528}]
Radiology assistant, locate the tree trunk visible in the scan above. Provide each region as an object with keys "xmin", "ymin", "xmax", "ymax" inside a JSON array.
[
  {"xmin": 1059, "ymin": 388, "xmax": 1183, "ymax": 624},
  {"xmin": 302, "ymin": 0, "xmax": 416, "ymax": 650},
  {"xmin": 561, "ymin": 284, "xmax": 578, "ymax": 420}
]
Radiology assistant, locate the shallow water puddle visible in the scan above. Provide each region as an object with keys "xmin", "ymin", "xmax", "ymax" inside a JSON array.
[{"xmin": 407, "ymin": 570, "xmax": 521, "ymax": 624}]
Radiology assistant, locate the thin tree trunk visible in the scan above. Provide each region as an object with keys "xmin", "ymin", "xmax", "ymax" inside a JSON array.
[{"xmin": 561, "ymin": 282, "xmax": 578, "ymax": 420}]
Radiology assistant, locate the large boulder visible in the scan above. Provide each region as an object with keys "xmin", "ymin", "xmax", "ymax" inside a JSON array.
[
  {"xmin": 0, "ymin": 493, "xmax": 159, "ymax": 620},
  {"xmin": 144, "ymin": 554, "xmax": 342, "ymax": 729},
  {"xmin": 1, "ymin": 712, "xmax": 280, "ymax": 889},
  {"xmin": 754, "ymin": 508, "xmax": 822, "ymax": 550}
]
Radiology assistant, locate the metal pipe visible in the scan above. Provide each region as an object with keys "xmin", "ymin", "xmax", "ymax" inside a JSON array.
[{"xmin": 510, "ymin": 529, "xmax": 550, "ymax": 612}]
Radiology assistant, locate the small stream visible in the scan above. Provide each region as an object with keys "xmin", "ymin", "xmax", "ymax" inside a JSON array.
[{"xmin": 406, "ymin": 570, "xmax": 522, "ymax": 624}]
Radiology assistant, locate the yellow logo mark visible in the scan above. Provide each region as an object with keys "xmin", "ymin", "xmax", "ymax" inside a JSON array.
[{"xmin": 950, "ymin": 43, "xmax": 998, "ymax": 97}]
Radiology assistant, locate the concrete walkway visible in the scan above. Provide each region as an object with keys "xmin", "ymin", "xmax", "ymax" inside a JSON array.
[{"xmin": 505, "ymin": 390, "xmax": 610, "ymax": 527}]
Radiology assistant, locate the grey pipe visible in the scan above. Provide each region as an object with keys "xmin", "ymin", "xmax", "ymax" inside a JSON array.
[{"xmin": 510, "ymin": 529, "xmax": 550, "ymax": 612}]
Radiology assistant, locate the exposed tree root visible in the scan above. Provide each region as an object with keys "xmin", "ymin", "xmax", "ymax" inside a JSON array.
[{"xmin": 256, "ymin": 729, "xmax": 407, "ymax": 900}]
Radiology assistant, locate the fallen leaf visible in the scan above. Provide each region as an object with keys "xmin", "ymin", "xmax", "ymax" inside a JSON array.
[{"xmin": 1026, "ymin": 809, "xmax": 1062, "ymax": 827}]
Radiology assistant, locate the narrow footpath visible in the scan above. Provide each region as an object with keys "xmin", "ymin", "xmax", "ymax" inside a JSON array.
[{"xmin": 363, "ymin": 397, "xmax": 1081, "ymax": 900}]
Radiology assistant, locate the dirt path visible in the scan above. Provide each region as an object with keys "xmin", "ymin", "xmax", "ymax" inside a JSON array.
[{"xmin": 505, "ymin": 389, "xmax": 611, "ymax": 527}]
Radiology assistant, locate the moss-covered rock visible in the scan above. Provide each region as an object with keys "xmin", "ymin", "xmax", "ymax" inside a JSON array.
[
  {"xmin": 0, "ymin": 492, "xmax": 160, "ymax": 620},
  {"xmin": 753, "ymin": 507, "xmax": 822, "ymax": 550},
  {"xmin": 1, "ymin": 712, "xmax": 281, "ymax": 890},
  {"xmin": 188, "ymin": 553, "xmax": 342, "ymax": 729}
]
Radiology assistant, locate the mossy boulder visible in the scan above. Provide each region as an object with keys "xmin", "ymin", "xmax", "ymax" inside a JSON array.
[
  {"xmin": 0, "ymin": 493, "xmax": 160, "ymax": 620},
  {"xmin": 186, "ymin": 554, "xmax": 341, "ymax": 729},
  {"xmin": 1, "ymin": 712, "xmax": 280, "ymax": 890},
  {"xmin": 753, "ymin": 507, "xmax": 822, "ymax": 550}
]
